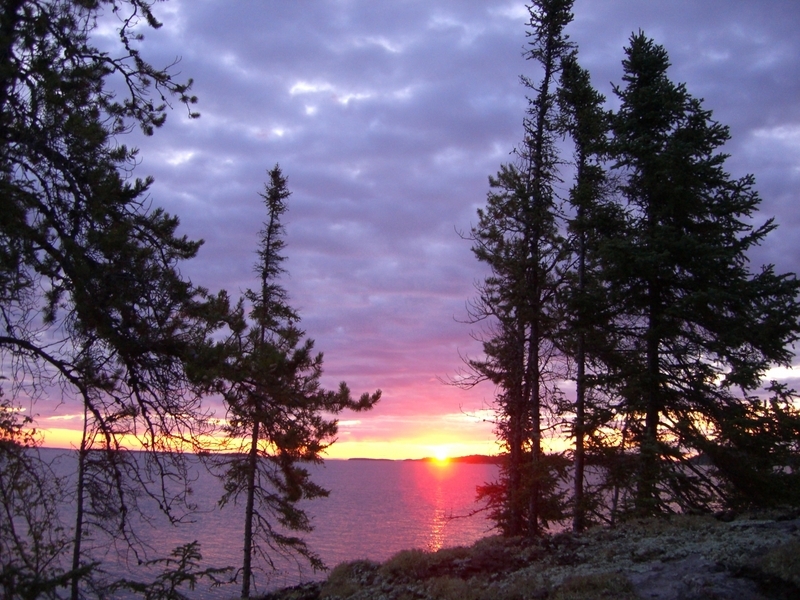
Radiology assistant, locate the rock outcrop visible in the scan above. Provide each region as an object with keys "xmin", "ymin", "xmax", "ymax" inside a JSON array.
[{"xmin": 260, "ymin": 511, "xmax": 800, "ymax": 600}]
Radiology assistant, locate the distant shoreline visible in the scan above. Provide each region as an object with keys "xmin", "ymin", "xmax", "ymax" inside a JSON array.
[
  {"xmin": 37, "ymin": 447, "xmax": 505, "ymax": 464},
  {"xmin": 348, "ymin": 454, "xmax": 503, "ymax": 464}
]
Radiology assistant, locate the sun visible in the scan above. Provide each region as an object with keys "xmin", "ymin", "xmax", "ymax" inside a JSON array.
[{"xmin": 432, "ymin": 446, "xmax": 450, "ymax": 463}]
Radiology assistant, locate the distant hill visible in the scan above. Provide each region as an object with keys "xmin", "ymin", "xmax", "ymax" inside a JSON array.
[
  {"xmin": 421, "ymin": 454, "xmax": 503, "ymax": 465},
  {"xmin": 348, "ymin": 455, "xmax": 503, "ymax": 464}
]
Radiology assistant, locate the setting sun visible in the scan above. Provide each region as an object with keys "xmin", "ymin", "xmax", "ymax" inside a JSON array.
[{"xmin": 432, "ymin": 446, "xmax": 450, "ymax": 463}]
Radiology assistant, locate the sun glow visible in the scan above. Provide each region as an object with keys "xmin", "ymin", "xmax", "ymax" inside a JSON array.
[
  {"xmin": 35, "ymin": 423, "xmax": 500, "ymax": 461},
  {"xmin": 431, "ymin": 446, "xmax": 451, "ymax": 463}
]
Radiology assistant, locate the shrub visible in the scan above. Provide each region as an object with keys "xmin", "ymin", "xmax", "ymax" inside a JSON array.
[
  {"xmin": 379, "ymin": 549, "xmax": 431, "ymax": 581},
  {"xmin": 320, "ymin": 559, "xmax": 379, "ymax": 599}
]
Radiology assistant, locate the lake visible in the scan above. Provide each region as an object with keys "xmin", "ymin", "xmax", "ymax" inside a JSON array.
[{"xmin": 42, "ymin": 450, "xmax": 499, "ymax": 598}]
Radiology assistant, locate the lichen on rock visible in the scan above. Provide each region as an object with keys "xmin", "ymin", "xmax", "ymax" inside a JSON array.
[{"xmin": 259, "ymin": 511, "xmax": 800, "ymax": 600}]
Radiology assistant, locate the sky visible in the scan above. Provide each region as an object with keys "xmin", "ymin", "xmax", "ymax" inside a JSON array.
[{"xmin": 38, "ymin": 0, "xmax": 800, "ymax": 459}]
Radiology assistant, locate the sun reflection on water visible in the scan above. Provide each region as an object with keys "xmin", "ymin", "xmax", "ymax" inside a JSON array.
[
  {"xmin": 418, "ymin": 460, "xmax": 457, "ymax": 552},
  {"xmin": 427, "ymin": 476, "xmax": 447, "ymax": 552}
]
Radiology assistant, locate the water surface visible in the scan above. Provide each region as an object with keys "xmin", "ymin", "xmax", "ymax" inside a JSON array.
[{"xmin": 43, "ymin": 450, "xmax": 498, "ymax": 598}]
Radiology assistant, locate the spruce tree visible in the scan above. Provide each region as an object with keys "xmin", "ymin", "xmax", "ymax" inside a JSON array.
[
  {"xmin": 606, "ymin": 33, "xmax": 800, "ymax": 515},
  {"xmin": 218, "ymin": 166, "xmax": 380, "ymax": 597},
  {"xmin": 469, "ymin": 163, "xmax": 569, "ymax": 536},
  {"xmin": 556, "ymin": 51, "xmax": 622, "ymax": 531},
  {"xmin": 466, "ymin": 0, "xmax": 574, "ymax": 537}
]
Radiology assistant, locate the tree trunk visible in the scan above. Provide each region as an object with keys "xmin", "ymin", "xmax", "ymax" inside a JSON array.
[
  {"xmin": 508, "ymin": 374, "xmax": 524, "ymax": 535},
  {"xmin": 0, "ymin": 0, "xmax": 23, "ymax": 113},
  {"xmin": 528, "ymin": 318, "xmax": 542, "ymax": 538},
  {"xmin": 71, "ymin": 407, "xmax": 89, "ymax": 600},
  {"xmin": 241, "ymin": 421, "xmax": 260, "ymax": 598},
  {"xmin": 573, "ymin": 204, "xmax": 587, "ymax": 533},
  {"xmin": 638, "ymin": 283, "xmax": 661, "ymax": 515}
]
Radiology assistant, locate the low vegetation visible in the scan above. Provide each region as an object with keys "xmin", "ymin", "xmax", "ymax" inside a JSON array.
[{"xmin": 262, "ymin": 510, "xmax": 800, "ymax": 600}]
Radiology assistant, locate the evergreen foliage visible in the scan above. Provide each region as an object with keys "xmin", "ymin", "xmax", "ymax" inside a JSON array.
[
  {"xmin": 467, "ymin": 7, "xmax": 800, "ymax": 535},
  {"xmin": 110, "ymin": 542, "xmax": 232, "ymax": 600},
  {"xmin": 0, "ymin": 1, "xmax": 224, "ymax": 596},
  {"xmin": 605, "ymin": 32, "xmax": 800, "ymax": 515},
  {"xmin": 464, "ymin": 0, "xmax": 575, "ymax": 537},
  {"xmin": 216, "ymin": 166, "xmax": 380, "ymax": 598},
  {"xmin": 556, "ymin": 51, "xmax": 620, "ymax": 531}
]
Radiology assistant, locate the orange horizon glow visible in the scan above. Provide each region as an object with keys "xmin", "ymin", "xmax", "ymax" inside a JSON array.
[
  {"xmin": 28, "ymin": 364, "xmax": 800, "ymax": 459},
  {"xmin": 35, "ymin": 426, "xmax": 500, "ymax": 460}
]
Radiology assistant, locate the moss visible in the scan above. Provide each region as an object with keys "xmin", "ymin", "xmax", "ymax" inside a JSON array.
[
  {"xmin": 425, "ymin": 576, "xmax": 485, "ymax": 600},
  {"xmin": 551, "ymin": 572, "xmax": 637, "ymax": 600},
  {"xmin": 482, "ymin": 570, "xmax": 549, "ymax": 600},
  {"xmin": 759, "ymin": 540, "xmax": 800, "ymax": 587}
]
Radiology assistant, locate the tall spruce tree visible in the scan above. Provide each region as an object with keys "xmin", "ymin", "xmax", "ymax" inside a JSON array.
[
  {"xmin": 556, "ymin": 51, "xmax": 621, "ymax": 531},
  {"xmin": 218, "ymin": 166, "xmax": 380, "ymax": 598},
  {"xmin": 465, "ymin": 0, "xmax": 574, "ymax": 537},
  {"xmin": 606, "ymin": 33, "xmax": 800, "ymax": 515},
  {"xmin": 468, "ymin": 162, "xmax": 569, "ymax": 536}
]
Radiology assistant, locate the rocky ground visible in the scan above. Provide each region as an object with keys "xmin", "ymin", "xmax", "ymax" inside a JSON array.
[{"xmin": 257, "ymin": 509, "xmax": 800, "ymax": 600}]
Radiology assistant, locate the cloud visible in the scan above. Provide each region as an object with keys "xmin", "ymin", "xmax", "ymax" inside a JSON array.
[{"xmin": 35, "ymin": 0, "xmax": 799, "ymax": 457}]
